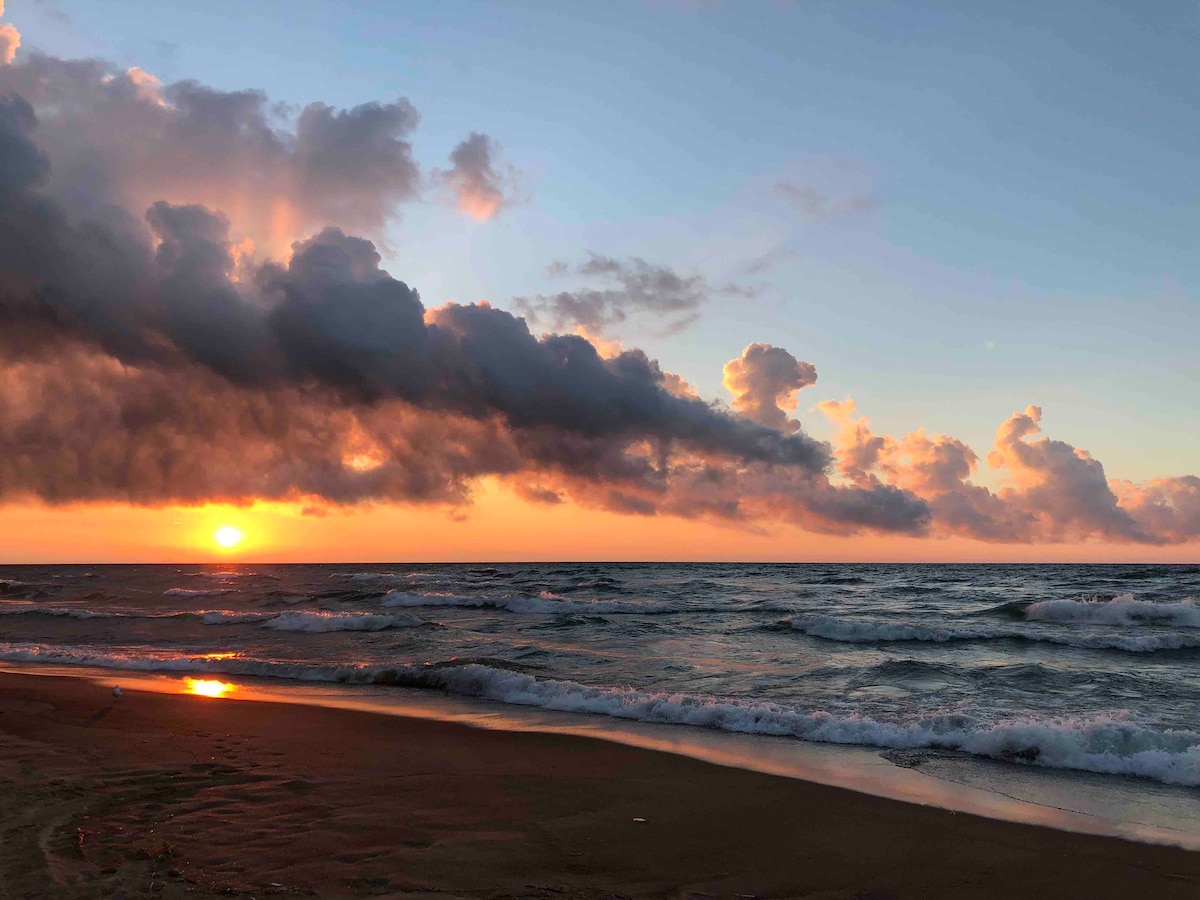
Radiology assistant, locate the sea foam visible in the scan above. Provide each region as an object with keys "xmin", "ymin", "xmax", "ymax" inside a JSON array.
[
  {"xmin": 1024, "ymin": 594, "xmax": 1200, "ymax": 628},
  {"xmin": 1, "ymin": 644, "xmax": 1195, "ymax": 786}
]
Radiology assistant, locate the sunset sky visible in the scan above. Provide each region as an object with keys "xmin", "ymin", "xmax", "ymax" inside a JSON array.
[{"xmin": 1, "ymin": 0, "xmax": 1197, "ymax": 562}]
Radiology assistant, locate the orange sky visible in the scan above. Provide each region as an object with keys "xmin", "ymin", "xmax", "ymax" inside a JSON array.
[{"xmin": 2, "ymin": 481, "xmax": 1196, "ymax": 564}]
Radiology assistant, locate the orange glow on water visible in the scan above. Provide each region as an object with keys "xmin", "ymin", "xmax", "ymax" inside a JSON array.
[{"xmin": 184, "ymin": 678, "xmax": 237, "ymax": 698}]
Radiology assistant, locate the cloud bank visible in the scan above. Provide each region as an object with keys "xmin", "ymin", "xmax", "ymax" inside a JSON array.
[
  {"xmin": 0, "ymin": 36, "xmax": 1195, "ymax": 545},
  {"xmin": 818, "ymin": 400, "xmax": 1200, "ymax": 544}
]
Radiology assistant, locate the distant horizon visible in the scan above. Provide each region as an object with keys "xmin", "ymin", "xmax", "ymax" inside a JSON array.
[{"xmin": 4, "ymin": 558, "xmax": 1198, "ymax": 567}]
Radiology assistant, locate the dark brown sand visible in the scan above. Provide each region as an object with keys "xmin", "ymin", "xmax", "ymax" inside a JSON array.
[{"xmin": 0, "ymin": 672, "xmax": 1197, "ymax": 899}]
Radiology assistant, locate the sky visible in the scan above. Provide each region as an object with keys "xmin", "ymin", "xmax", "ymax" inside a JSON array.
[{"xmin": 0, "ymin": 0, "xmax": 1197, "ymax": 562}]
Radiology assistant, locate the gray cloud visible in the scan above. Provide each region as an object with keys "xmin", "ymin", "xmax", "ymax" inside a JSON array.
[{"xmin": 514, "ymin": 253, "xmax": 745, "ymax": 336}]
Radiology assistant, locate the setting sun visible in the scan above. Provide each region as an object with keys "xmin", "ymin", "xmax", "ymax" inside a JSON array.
[{"xmin": 214, "ymin": 526, "xmax": 244, "ymax": 549}]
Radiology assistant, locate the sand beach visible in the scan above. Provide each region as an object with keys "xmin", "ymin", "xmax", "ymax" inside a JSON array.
[{"xmin": 0, "ymin": 671, "xmax": 1196, "ymax": 899}]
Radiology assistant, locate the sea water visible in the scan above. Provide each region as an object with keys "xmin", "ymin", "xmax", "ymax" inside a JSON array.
[{"xmin": 2, "ymin": 562, "xmax": 1198, "ymax": 831}]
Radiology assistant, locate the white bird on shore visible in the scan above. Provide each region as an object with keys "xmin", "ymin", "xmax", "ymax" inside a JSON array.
[{"xmin": 112, "ymin": 685, "xmax": 122, "ymax": 698}]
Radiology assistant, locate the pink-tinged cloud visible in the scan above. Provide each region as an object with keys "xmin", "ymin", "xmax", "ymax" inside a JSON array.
[
  {"xmin": 435, "ymin": 131, "xmax": 520, "ymax": 221},
  {"xmin": 819, "ymin": 398, "xmax": 1198, "ymax": 544},
  {"xmin": 0, "ymin": 23, "xmax": 18, "ymax": 65},
  {"xmin": 1111, "ymin": 476, "xmax": 1200, "ymax": 544},
  {"xmin": 723, "ymin": 343, "xmax": 817, "ymax": 434},
  {"xmin": 0, "ymin": 55, "xmax": 422, "ymax": 257}
]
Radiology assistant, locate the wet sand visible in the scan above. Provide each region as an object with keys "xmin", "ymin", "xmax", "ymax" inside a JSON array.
[{"xmin": 0, "ymin": 671, "xmax": 1197, "ymax": 899}]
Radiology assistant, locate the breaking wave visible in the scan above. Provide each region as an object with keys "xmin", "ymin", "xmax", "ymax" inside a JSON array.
[
  {"xmin": 1, "ymin": 645, "xmax": 1196, "ymax": 786},
  {"xmin": 1024, "ymin": 594, "xmax": 1200, "ymax": 628}
]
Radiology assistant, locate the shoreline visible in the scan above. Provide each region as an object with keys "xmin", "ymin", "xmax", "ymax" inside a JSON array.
[
  {"xmin": 6, "ymin": 661, "xmax": 1200, "ymax": 851},
  {"xmin": 1, "ymin": 670, "xmax": 1197, "ymax": 898}
]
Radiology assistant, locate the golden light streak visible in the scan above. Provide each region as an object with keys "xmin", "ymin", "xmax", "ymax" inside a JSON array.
[{"xmin": 183, "ymin": 678, "xmax": 237, "ymax": 698}]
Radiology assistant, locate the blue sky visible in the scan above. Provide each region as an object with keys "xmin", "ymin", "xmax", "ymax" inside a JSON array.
[{"xmin": 12, "ymin": 0, "xmax": 1199, "ymax": 481}]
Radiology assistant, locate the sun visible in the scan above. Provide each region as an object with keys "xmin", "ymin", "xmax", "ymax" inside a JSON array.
[{"xmin": 214, "ymin": 526, "xmax": 244, "ymax": 549}]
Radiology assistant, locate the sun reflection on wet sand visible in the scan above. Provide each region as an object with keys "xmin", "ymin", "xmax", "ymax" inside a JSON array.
[{"xmin": 183, "ymin": 678, "xmax": 237, "ymax": 698}]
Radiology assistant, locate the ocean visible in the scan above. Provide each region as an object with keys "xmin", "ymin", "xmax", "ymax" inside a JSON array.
[{"xmin": 2, "ymin": 562, "xmax": 1199, "ymax": 801}]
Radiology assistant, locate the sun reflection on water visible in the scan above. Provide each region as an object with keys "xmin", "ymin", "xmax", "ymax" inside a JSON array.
[{"xmin": 183, "ymin": 677, "xmax": 237, "ymax": 698}]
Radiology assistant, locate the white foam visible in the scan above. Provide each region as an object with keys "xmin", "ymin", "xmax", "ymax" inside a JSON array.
[
  {"xmin": 261, "ymin": 611, "xmax": 421, "ymax": 632},
  {"xmin": 409, "ymin": 666, "xmax": 1200, "ymax": 785},
  {"xmin": 1026, "ymin": 594, "xmax": 1200, "ymax": 628},
  {"xmin": 381, "ymin": 590, "xmax": 671, "ymax": 615},
  {"xmin": 783, "ymin": 614, "xmax": 1200, "ymax": 652},
  {"xmin": 164, "ymin": 587, "xmax": 233, "ymax": 597},
  {"xmin": 5, "ymin": 644, "xmax": 1193, "ymax": 786}
]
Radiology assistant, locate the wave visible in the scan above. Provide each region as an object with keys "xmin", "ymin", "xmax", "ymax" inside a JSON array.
[
  {"xmin": 198, "ymin": 610, "xmax": 279, "ymax": 625},
  {"xmin": 2, "ymin": 645, "xmax": 1195, "ymax": 786},
  {"xmin": 343, "ymin": 571, "xmax": 440, "ymax": 581},
  {"xmin": 381, "ymin": 591, "xmax": 673, "ymax": 615},
  {"xmin": 0, "ymin": 606, "xmax": 146, "ymax": 620},
  {"xmin": 0, "ymin": 606, "xmax": 420, "ymax": 633},
  {"xmin": 1024, "ymin": 594, "xmax": 1200, "ymax": 628},
  {"xmin": 196, "ymin": 610, "xmax": 421, "ymax": 631},
  {"xmin": 164, "ymin": 587, "xmax": 234, "ymax": 597},
  {"xmin": 783, "ymin": 615, "xmax": 1200, "ymax": 652},
  {"xmin": 260, "ymin": 611, "xmax": 422, "ymax": 632},
  {"xmin": 183, "ymin": 571, "xmax": 264, "ymax": 579}
]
